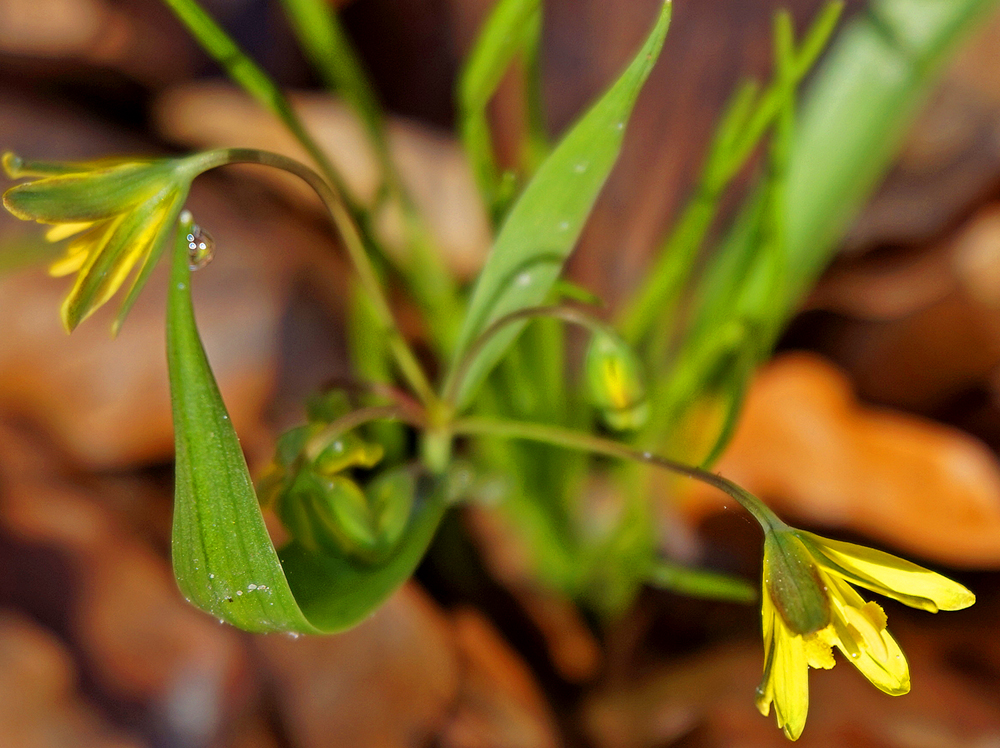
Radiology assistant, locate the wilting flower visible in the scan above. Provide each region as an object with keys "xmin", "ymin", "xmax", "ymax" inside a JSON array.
[
  {"xmin": 756, "ymin": 527, "xmax": 975, "ymax": 741},
  {"xmin": 2, "ymin": 151, "xmax": 209, "ymax": 332}
]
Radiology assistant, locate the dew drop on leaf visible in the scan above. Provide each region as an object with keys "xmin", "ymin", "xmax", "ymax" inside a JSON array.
[{"xmin": 186, "ymin": 225, "xmax": 215, "ymax": 270}]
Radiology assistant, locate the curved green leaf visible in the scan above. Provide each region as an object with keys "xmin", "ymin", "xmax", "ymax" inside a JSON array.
[
  {"xmin": 167, "ymin": 213, "xmax": 447, "ymax": 634},
  {"xmin": 445, "ymin": 1, "xmax": 672, "ymax": 409}
]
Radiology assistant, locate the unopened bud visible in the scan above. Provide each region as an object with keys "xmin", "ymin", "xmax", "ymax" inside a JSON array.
[{"xmin": 584, "ymin": 330, "xmax": 649, "ymax": 431}]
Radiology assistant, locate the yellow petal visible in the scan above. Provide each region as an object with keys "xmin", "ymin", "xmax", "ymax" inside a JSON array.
[
  {"xmin": 798, "ymin": 531, "xmax": 975, "ymax": 612},
  {"xmin": 60, "ymin": 195, "xmax": 173, "ymax": 330},
  {"xmin": 48, "ymin": 221, "xmax": 115, "ymax": 277},
  {"xmin": 772, "ymin": 621, "xmax": 810, "ymax": 741},
  {"xmin": 826, "ymin": 576, "xmax": 910, "ymax": 695},
  {"xmin": 45, "ymin": 221, "xmax": 93, "ymax": 242}
]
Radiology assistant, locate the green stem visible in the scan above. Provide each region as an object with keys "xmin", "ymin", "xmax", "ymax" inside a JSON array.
[
  {"xmin": 451, "ymin": 416, "xmax": 784, "ymax": 532},
  {"xmin": 441, "ymin": 304, "xmax": 609, "ymax": 406},
  {"xmin": 304, "ymin": 404, "xmax": 418, "ymax": 462},
  {"xmin": 161, "ymin": 0, "xmax": 353, "ymax": 205},
  {"xmin": 190, "ymin": 148, "xmax": 436, "ymax": 405}
]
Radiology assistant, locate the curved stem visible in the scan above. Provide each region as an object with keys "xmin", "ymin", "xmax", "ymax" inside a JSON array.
[
  {"xmin": 441, "ymin": 304, "xmax": 610, "ymax": 406},
  {"xmin": 190, "ymin": 148, "xmax": 436, "ymax": 406},
  {"xmin": 304, "ymin": 404, "xmax": 420, "ymax": 462},
  {"xmin": 451, "ymin": 416, "xmax": 785, "ymax": 532}
]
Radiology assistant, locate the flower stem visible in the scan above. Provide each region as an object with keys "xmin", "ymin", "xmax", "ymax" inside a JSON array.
[
  {"xmin": 441, "ymin": 304, "xmax": 608, "ymax": 406},
  {"xmin": 451, "ymin": 416, "xmax": 785, "ymax": 531},
  {"xmin": 191, "ymin": 148, "xmax": 437, "ymax": 406}
]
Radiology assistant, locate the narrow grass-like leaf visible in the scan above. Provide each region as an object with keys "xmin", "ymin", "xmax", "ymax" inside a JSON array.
[
  {"xmin": 278, "ymin": 0, "xmax": 385, "ymax": 152},
  {"xmin": 457, "ymin": 0, "xmax": 541, "ymax": 215},
  {"xmin": 619, "ymin": 2, "xmax": 843, "ymax": 347},
  {"xmin": 646, "ymin": 559, "xmax": 756, "ymax": 603},
  {"xmin": 445, "ymin": 1, "xmax": 672, "ymax": 409},
  {"xmin": 695, "ymin": 0, "xmax": 999, "ymax": 333}
]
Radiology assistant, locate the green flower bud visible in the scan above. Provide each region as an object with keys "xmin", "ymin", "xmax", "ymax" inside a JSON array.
[
  {"xmin": 584, "ymin": 330, "xmax": 649, "ymax": 431},
  {"xmin": 276, "ymin": 466, "xmax": 416, "ymax": 564},
  {"xmin": 762, "ymin": 529, "xmax": 830, "ymax": 636},
  {"xmin": 313, "ymin": 432, "xmax": 385, "ymax": 475}
]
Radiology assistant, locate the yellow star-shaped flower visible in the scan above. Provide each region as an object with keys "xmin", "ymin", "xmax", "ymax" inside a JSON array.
[
  {"xmin": 756, "ymin": 528, "xmax": 975, "ymax": 740},
  {"xmin": 2, "ymin": 152, "xmax": 207, "ymax": 333}
]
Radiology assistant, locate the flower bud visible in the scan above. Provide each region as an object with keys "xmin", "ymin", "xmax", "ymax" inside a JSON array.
[
  {"xmin": 762, "ymin": 529, "xmax": 830, "ymax": 636},
  {"xmin": 584, "ymin": 330, "xmax": 649, "ymax": 430}
]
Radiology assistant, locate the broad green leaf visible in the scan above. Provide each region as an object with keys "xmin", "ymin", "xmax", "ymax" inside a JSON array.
[
  {"xmin": 446, "ymin": 1, "xmax": 672, "ymax": 409},
  {"xmin": 167, "ymin": 214, "xmax": 448, "ymax": 634},
  {"xmin": 168, "ymin": 213, "xmax": 318, "ymax": 634}
]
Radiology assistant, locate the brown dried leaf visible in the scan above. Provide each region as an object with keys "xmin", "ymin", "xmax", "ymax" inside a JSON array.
[
  {"xmin": 442, "ymin": 607, "xmax": 560, "ymax": 748},
  {"xmin": 0, "ymin": 422, "xmax": 252, "ymax": 734},
  {"xmin": 256, "ymin": 583, "xmax": 460, "ymax": 748},
  {"xmin": 0, "ymin": 611, "xmax": 142, "ymax": 748},
  {"xmin": 677, "ymin": 353, "xmax": 1000, "ymax": 567}
]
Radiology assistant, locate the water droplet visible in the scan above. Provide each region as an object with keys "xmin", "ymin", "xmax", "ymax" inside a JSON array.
[
  {"xmin": 516, "ymin": 272, "xmax": 532, "ymax": 286},
  {"xmin": 208, "ymin": 573, "xmax": 214, "ymax": 579},
  {"xmin": 615, "ymin": 122, "xmax": 624, "ymax": 131},
  {"xmin": 236, "ymin": 590, "xmax": 243, "ymax": 596},
  {"xmin": 333, "ymin": 441, "xmax": 343, "ymax": 453},
  {"xmin": 642, "ymin": 452, "xmax": 653, "ymax": 459},
  {"xmin": 574, "ymin": 162, "xmax": 588, "ymax": 173},
  {"xmin": 558, "ymin": 221, "xmax": 570, "ymax": 231},
  {"xmin": 187, "ymin": 225, "xmax": 215, "ymax": 270},
  {"xmin": 286, "ymin": 632, "xmax": 300, "ymax": 640},
  {"xmin": 180, "ymin": 209, "xmax": 193, "ymax": 223},
  {"xmin": 248, "ymin": 584, "xmax": 257, "ymax": 591},
  {"xmin": 217, "ymin": 618, "xmax": 225, "ymax": 625},
  {"xmin": 177, "ymin": 282, "xmax": 186, "ymax": 290}
]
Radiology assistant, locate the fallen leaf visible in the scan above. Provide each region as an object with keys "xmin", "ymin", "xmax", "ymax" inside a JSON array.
[
  {"xmin": 442, "ymin": 607, "xmax": 560, "ymax": 748},
  {"xmin": 0, "ymin": 610, "xmax": 142, "ymax": 748},
  {"xmin": 255, "ymin": 583, "xmax": 460, "ymax": 748},
  {"xmin": 676, "ymin": 353, "xmax": 1000, "ymax": 567}
]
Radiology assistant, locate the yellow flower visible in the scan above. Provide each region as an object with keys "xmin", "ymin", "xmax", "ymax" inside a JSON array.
[
  {"xmin": 2, "ymin": 151, "xmax": 205, "ymax": 333},
  {"xmin": 756, "ymin": 528, "xmax": 975, "ymax": 741}
]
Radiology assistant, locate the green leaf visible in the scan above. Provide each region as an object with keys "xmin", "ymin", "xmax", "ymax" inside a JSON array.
[
  {"xmin": 445, "ymin": 1, "xmax": 672, "ymax": 409},
  {"xmin": 697, "ymin": 0, "xmax": 999, "ymax": 334},
  {"xmin": 457, "ymin": 0, "xmax": 541, "ymax": 214},
  {"xmin": 167, "ymin": 213, "xmax": 448, "ymax": 634},
  {"xmin": 645, "ymin": 559, "xmax": 756, "ymax": 603},
  {"xmin": 278, "ymin": 0, "xmax": 385, "ymax": 151}
]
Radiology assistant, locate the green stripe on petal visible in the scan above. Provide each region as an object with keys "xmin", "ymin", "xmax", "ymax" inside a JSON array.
[
  {"xmin": 798, "ymin": 531, "xmax": 976, "ymax": 613},
  {"xmin": 4, "ymin": 161, "xmax": 173, "ymax": 224}
]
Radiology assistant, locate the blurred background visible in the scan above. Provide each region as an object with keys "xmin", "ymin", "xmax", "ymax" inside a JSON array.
[{"xmin": 2, "ymin": 0, "xmax": 1000, "ymax": 746}]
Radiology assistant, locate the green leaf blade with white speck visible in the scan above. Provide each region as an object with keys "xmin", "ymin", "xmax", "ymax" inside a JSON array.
[
  {"xmin": 445, "ymin": 1, "xmax": 672, "ymax": 409},
  {"xmin": 167, "ymin": 215, "xmax": 448, "ymax": 634}
]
